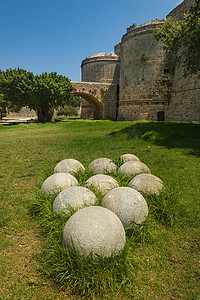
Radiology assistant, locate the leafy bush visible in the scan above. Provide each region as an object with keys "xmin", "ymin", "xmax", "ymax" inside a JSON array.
[
  {"xmin": 56, "ymin": 106, "xmax": 78, "ymax": 117},
  {"xmin": 153, "ymin": 0, "xmax": 200, "ymax": 74}
]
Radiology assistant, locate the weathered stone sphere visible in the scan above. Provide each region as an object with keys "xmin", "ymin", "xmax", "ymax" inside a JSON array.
[
  {"xmin": 129, "ymin": 173, "xmax": 164, "ymax": 195},
  {"xmin": 89, "ymin": 157, "xmax": 117, "ymax": 175},
  {"xmin": 41, "ymin": 173, "xmax": 78, "ymax": 195},
  {"xmin": 54, "ymin": 159, "xmax": 85, "ymax": 175},
  {"xmin": 85, "ymin": 174, "xmax": 119, "ymax": 196},
  {"xmin": 118, "ymin": 161, "xmax": 151, "ymax": 178},
  {"xmin": 120, "ymin": 154, "xmax": 140, "ymax": 163},
  {"xmin": 62, "ymin": 206, "xmax": 126, "ymax": 258},
  {"xmin": 102, "ymin": 187, "xmax": 148, "ymax": 228},
  {"xmin": 53, "ymin": 186, "xmax": 97, "ymax": 215}
]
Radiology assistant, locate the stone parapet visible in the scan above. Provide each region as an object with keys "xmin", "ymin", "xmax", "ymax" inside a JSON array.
[
  {"xmin": 121, "ymin": 19, "xmax": 165, "ymax": 43},
  {"xmin": 81, "ymin": 52, "xmax": 119, "ymax": 66}
]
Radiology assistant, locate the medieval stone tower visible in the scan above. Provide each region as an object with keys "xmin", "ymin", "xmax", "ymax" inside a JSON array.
[
  {"xmin": 78, "ymin": 0, "xmax": 200, "ymax": 122},
  {"xmin": 80, "ymin": 52, "xmax": 120, "ymax": 119},
  {"xmin": 117, "ymin": 19, "xmax": 170, "ymax": 121}
]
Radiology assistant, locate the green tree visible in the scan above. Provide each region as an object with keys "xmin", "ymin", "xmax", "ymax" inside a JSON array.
[
  {"xmin": 0, "ymin": 68, "xmax": 73, "ymax": 122},
  {"xmin": 0, "ymin": 94, "xmax": 7, "ymax": 119},
  {"xmin": 66, "ymin": 95, "xmax": 81, "ymax": 107},
  {"xmin": 33, "ymin": 72, "xmax": 73, "ymax": 122},
  {"xmin": 154, "ymin": 0, "xmax": 200, "ymax": 75},
  {"xmin": 56, "ymin": 106, "xmax": 79, "ymax": 117}
]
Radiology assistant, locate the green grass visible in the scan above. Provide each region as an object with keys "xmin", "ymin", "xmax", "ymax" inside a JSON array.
[
  {"xmin": 55, "ymin": 115, "xmax": 80, "ymax": 121},
  {"xmin": 0, "ymin": 120, "xmax": 200, "ymax": 299}
]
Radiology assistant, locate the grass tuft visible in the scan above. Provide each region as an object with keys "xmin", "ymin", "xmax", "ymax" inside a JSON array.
[
  {"xmin": 29, "ymin": 169, "xmax": 178, "ymax": 298},
  {"xmin": 144, "ymin": 189, "xmax": 178, "ymax": 227}
]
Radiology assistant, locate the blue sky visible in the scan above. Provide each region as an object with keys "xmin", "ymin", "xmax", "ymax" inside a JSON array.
[{"xmin": 1, "ymin": 0, "xmax": 182, "ymax": 81}]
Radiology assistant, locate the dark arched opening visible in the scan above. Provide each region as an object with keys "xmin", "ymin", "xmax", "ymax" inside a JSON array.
[{"xmin": 72, "ymin": 91, "xmax": 103, "ymax": 120}]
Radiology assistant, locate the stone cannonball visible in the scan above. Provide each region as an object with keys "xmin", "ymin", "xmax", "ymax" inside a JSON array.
[
  {"xmin": 54, "ymin": 159, "xmax": 85, "ymax": 175},
  {"xmin": 85, "ymin": 174, "xmax": 119, "ymax": 196},
  {"xmin": 62, "ymin": 206, "xmax": 126, "ymax": 258},
  {"xmin": 53, "ymin": 186, "xmax": 97, "ymax": 215},
  {"xmin": 128, "ymin": 173, "xmax": 164, "ymax": 195},
  {"xmin": 89, "ymin": 157, "xmax": 117, "ymax": 175},
  {"xmin": 118, "ymin": 161, "xmax": 151, "ymax": 178},
  {"xmin": 41, "ymin": 173, "xmax": 78, "ymax": 195},
  {"xmin": 120, "ymin": 154, "xmax": 140, "ymax": 163},
  {"xmin": 102, "ymin": 187, "xmax": 148, "ymax": 228}
]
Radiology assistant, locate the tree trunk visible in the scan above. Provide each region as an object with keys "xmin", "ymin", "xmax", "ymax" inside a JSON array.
[
  {"xmin": 37, "ymin": 107, "xmax": 55, "ymax": 123},
  {"xmin": 0, "ymin": 111, "xmax": 2, "ymax": 120}
]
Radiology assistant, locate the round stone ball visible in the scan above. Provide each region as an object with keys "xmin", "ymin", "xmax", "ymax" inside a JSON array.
[
  {"xmin": 41, "ymin": 173, "xmax": 78, "ymax": 195},
  {"xmin": 128, "ymin": 173, "xmax": 164, "ymax": 195},
  {"xmin": 102, "ymin": 187, "xmax": 148, "ymax": 228},
  {"xmin": 89, "ymin": 157, "xmax": 117, "ymax": 175},
  {"xmin": 53, "ymin": 186, "xmax": 97, "ymax": 215},
  {"xmin": 85, "ymin": 174, "xmax": 119, "ymax": 196},
  {"xmin": 54, "ymin": 159, "xmax": 85, "ymax": 175},
  {"xmin": 120, "ymin": 154, "xmax": 140, "ymax": 163},
  {"xmin": 118, "ymin": 161, "xmax": 151, "ymax": 178},
  {"xmin": 62, "ymin": 206, "xmax": 126, "ymax": 258}
]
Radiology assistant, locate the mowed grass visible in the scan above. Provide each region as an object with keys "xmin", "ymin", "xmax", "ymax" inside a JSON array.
[{"xmin": 0, "ymin": 120, "xmax": 199, "ymax": 299}]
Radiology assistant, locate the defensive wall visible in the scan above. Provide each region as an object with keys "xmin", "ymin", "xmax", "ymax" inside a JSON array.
[
  {"xmin": 165, "ymin": 0, "xmax": 200, "ymax": 122},
  {"xmin": 78, "ymin": 0, "xmax": 200, "ymax": 123},
  {"xmin": 117, "ymin": 19, "xmax": 171, "ymax": 121},
  {"xmin": 167, "ymin": 0, "xmax": 196, "ymax": 20}
]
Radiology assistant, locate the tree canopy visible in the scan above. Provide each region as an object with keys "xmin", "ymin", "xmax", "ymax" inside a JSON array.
[
  {"xmin": 0, "ymin": 68, "xmax": 73, "ymax": 122},
  {"xmin": 154, "ymin": 0, "xmax": 200, "ymax": 75},
  {"xmin": 0, "ymin": 94, "xmax": 8, "ymax": 119}
]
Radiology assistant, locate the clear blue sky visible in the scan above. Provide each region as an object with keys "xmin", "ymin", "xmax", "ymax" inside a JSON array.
[{"xmin": 1, "ymin": 0, "xmax": 182, "ymax": 81}]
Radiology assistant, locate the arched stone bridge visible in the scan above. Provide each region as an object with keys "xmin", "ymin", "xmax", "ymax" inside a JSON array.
[{"xmin": 71, "ymin": 81, "xmax": 118, "ymax": 120}]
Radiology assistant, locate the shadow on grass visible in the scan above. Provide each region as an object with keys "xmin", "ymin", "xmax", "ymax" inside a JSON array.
[{"xmin": 109, "ymin": 121, "xmax": 200, "ymax": 157}]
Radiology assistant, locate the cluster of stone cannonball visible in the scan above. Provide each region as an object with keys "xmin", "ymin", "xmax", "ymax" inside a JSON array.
[{"xmin": 41, "ymin": 155, "xmax": 164, "ymax": 258}]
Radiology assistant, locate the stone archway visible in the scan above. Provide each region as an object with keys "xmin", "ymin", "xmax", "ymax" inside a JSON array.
[
  {"xmin": 71, "ymin": 81, "xmax": 118, "ymax": 121},
  {"xmin": 72, "ymin": 91, "xmax": 103, "ymax": 120}
]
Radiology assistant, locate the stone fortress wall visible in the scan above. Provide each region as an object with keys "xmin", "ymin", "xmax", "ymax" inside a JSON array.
[
  {"xmin": 81, "ymin": 52, "xmax": 120, "ymax": 84},
  {"xmin": 80, "ymin": 52, "xmax": 120, "ymax": 119},
  {"xmin": 80, "ymin": 0, "xmax": 200, "ymax": 122},
  {"xmin": 165, "ymin": 0, "xmax": 200, "ymax": 122},
  {"xmin": 117, "ymin": 19, "xmax": 171, "ymax": 121},
  {"xmin": 167, "ymin": 0, "xmax": 196, "ymax": 20}
]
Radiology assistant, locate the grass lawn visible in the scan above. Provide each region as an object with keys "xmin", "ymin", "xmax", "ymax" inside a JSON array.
[{"xmin": 0, "ymin": 120, "xmax": 199, "ymax": 299}]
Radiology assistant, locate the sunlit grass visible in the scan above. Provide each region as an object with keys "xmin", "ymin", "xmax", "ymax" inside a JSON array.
[{"xmin": 0, "ymin": 120, "xmax": 199, "ymax": 299}]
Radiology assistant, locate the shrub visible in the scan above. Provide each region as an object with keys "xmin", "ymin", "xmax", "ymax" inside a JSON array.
[{"xmin": 56, "ymin": 106, "xmax": 78, "ymax": 117}]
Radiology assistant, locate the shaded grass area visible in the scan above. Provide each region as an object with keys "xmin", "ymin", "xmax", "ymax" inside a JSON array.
[
  {"xmin": 109, "ymin": 121, "xmax": 200, "ymax": 157},
  {"xmin": 0, "ymin": 120, "xmax": 200, "ymax": 299}
]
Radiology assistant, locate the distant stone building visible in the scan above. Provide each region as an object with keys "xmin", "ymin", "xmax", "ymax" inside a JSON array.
[{"xmin": 78, "ymin": 0, "xmax": 200, "ymax": 122}]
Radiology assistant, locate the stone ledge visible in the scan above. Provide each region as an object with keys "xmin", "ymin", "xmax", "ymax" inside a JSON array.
[
  {"xmin": 81, "ymin": 56, "xmax": 120, "ymax": 66},
  {"xmin": 72, "ymin": 81, "xmax": 117, "ymax": 87},
  {"xmin": 119, "ymin": 99, "xmax": 168, "ymax": 104}
]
